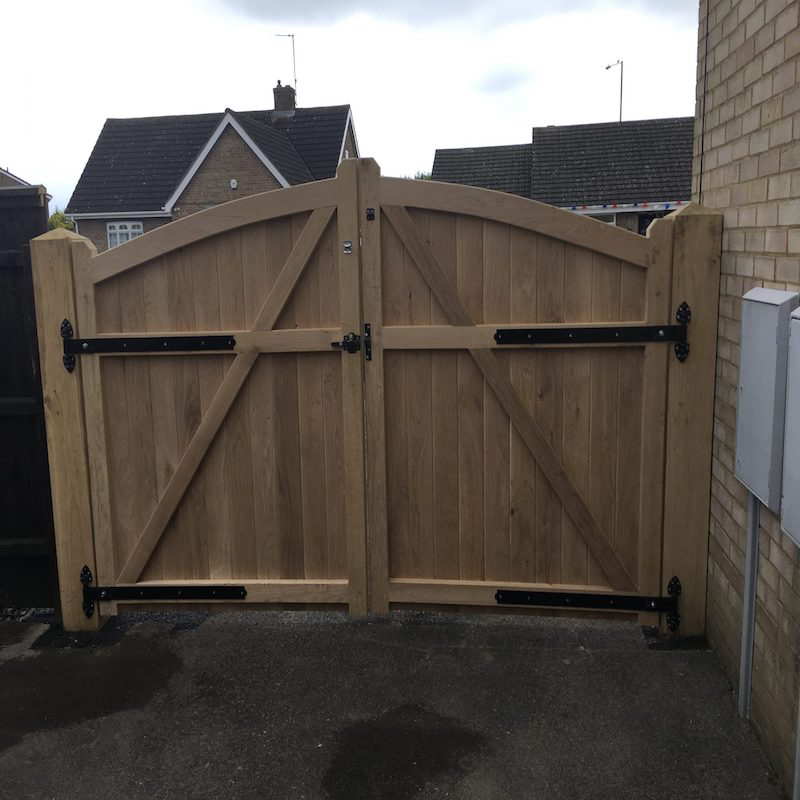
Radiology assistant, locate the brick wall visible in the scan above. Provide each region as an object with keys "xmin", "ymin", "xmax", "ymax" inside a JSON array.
[
  {"xmin": 694, "ymin": 0, "xmax": 800, "ymax": 789},
  {"xmin": 73, "ymin": 217, "xmax": 170, "ymax": 253},
  {"xmin": 172, "ymin": 125, "xmax": 281, "ymax": 218}
]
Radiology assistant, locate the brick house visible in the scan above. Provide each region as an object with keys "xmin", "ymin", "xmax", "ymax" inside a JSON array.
[
  {"xmin": 432, "ymin": 117, "xmax": 694, "ymax": 235},
  {"xmin": 66, "ymin": 82, "xmax": 359, "ymax": 252},
  {"xmin": 693, "ymin": 0, "xmax": 800, "ymax": 792}
]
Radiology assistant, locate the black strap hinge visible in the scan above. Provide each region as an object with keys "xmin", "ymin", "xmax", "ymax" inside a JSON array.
[
  {"xmin": 495, "ymin": 575, "xmax": 682, "ymax": 631},
  {"xmin": 79, "ymin": 565, "xmax": 247, "ymax": 618},
  {"xmin": 494, "ymin": 302, "xmax": 692, "ymax": 363}
]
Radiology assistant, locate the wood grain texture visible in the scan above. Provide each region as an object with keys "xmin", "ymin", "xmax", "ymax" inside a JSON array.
[{"xmin": 30, "ymin": 230, "xmax": 99, "ymax": 630}]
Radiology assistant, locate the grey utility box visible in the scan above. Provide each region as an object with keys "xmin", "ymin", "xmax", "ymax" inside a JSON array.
[
  {"xmin": 735, "ymin": 288, "xmax": 799, "ymax": 512},
  {"xmin": 782, "ymin": 307, "xmax": 800, "ymax": 545}
]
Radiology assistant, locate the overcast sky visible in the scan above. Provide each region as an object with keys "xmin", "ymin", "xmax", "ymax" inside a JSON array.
[{"xmin": 2, "ymin": 0, "xmax": 700, "ymax": 212}]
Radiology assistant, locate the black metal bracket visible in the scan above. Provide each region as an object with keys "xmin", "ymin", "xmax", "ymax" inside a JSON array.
[
  {"xmin": 61, "ymin": 319, "xmax": 235, "ymax": 372},
  {"xmin": 80, "ymin": 565, "xmax": 247, "ymax": 618},
  {"xmin": 493, "ymin": 302, "xmax": 692, "ymax": 363},
  {"xmin": 61, "ymin": 319, "xmax": 76, "ymax": 373},
  {"xmin": 331, "ymin": 332, "xmax": 361, "ymax": 353},
  {"xmin": 364, "ymin": 323, "xmax": 372, "ymax": 361},
  {"xmin": 495, "ymin": 575, "xmax": 682, "ymax": 631}
]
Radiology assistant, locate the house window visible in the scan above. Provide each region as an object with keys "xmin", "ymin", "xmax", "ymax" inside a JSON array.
[{"xmin": 107, "ymin": 221, "xmax": 143, "ymax": 248}]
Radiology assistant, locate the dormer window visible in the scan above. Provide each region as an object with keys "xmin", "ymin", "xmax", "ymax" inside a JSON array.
[{"xmin": 107, "ymin": 221, "xmax": 143, "ymax": 248}]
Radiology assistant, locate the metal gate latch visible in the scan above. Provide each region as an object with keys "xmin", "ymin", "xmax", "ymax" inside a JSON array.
[{"xmin": 331, "ymin": 332, "xmax": 361, "ymax": 353}]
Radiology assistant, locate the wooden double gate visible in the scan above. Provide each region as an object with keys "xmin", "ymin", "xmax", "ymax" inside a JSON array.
[{"xmin": 31, "ymin": 159, "xmax": 721, "ymax": 633}]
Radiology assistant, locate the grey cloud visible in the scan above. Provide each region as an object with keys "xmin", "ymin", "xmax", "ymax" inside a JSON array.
[{"xmin": 211, "ymin": 0, "xmax": 698, "ymax": 27}]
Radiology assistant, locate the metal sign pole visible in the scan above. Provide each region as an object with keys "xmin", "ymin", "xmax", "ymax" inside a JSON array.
[{"xmin": 738, "ymin": 490, "xmax": 760, "ymax": 719}]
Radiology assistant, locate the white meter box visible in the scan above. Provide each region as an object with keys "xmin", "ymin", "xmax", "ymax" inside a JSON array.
[
  {"xmin": 735, "ymin": 288, "xmax": 799, "ymax": 512},
  {"xmin": 782, "ymin": 308, "xmax": 800, "ymax": 545}
]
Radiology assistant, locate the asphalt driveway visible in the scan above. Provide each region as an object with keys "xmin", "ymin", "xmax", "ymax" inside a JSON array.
[{"xmin": 0, "ymin": 610, "xmax": 785, "ymax": 799}]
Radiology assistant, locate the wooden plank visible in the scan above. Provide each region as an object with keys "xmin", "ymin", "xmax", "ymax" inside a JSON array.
[
  {"xmin": 116, "ymin": 209, "xmax": 333, "ymax": 583},
  {"xmin": 30, "ymin": 230, "xmax": 98, "ymax": 630},
  {"xmin": 218, "ymin": 230, "xmax": 257, "ymax": 580},
  {"xmin": 535, "ymin": 236, "xmax": 565, "ymax": 584},
  {"xmin": 561, "ymin": 244, "xmax": 593, "ymax": 585},
  {"xmin": 389, "ymin": 578, "xmax": 631, "ymax": 606},
  {"xmin": 71, "ymin": 237, "xmax": 118, "ymax": 614},
  {"xmin": 662, "ymin": 206, "xmax": 722, "ymax": 636},
  {"xmin": 405, "ymin": 211, "xmax": 435, "ymax": 579},
  {"xmin": 588, "ymin": 254, "xmax": 622, "ymax": 587},
  {"xmin": 483, "ymin": 221, "xmax": 511, "ymax": 581},
  {"xmin": 92, "ymin": 181, "xmax": 338, "ymax": 284},
  {"xmin": 359, "ymin": 159, "xmax": 390, "ymax": 609},
  {"xmin": 638, "ymin": 217, "xmax": 674, "ymax": 625},
  {"xmin": 456, "ymin": 215, "xmax": 485, "ymax": 581},
  {"xmin": 99, "ymin": 579, "xmax": 349, "ymax": 606},
  {"xmin": 384, "ymin": 207, "xmax": 636, "ymax": 591},
  {"xmin": 336, "ymin": 160, "xmax": 368, "ymax": 613},
  {"xmin": 428, "ymin": 212, "xmax": 460, "ymax": 580},
  {"xmin": 509, "ymin": 230, "xmax": 538, "ymax": 583},
  {"xmin": 380, "ymin": 178, "xmax": 653, "ymax": 268}
]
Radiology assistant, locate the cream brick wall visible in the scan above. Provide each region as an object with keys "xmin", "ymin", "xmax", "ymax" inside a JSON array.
[
  {"xmin": 172, "ymin": 125, "xmax": 281, "ymax": 218},
  {"xmin": 73, "ymin": 217, "xmax": 170, "ymax": 254},
  {"xmin": 695, "ymin": 0, "xmax": 800, "ymax": 790}
]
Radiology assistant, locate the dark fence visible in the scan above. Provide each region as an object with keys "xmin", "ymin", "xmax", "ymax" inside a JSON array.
[{"xmin": 0, "ymin": 186, "xmax": 57, "ymax": 608}]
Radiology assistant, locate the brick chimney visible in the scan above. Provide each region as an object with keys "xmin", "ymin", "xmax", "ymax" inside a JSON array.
[{"xmin": 273, "ymin": 80, "xmax": 296, "ymax": 112}]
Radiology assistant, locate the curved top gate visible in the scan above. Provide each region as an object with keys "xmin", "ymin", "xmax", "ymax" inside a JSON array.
[{"xmin": 31, "ymin": 159, "xmax": 721, "ymax": 633}]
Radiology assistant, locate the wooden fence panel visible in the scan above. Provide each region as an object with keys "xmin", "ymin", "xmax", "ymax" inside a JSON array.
[{"xmin": 32, "ymin": 159, "xmax": 720, "ymax": 633}]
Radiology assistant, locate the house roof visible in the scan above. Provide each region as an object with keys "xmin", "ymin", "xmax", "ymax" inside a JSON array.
[
  {"xmin": 0, "ymin": 166, "xmax": 31, "ymax": 187},
  {"xmin": 67, "ymin": 104, "xmax": 352, "ymax": 214},
  {"xmin": 431, "ymin": 117, "xmax": 694, "ymax": 207},
  {"xmin": 431, "ymin": 144, "xmax": 531, "ymax": 197}
]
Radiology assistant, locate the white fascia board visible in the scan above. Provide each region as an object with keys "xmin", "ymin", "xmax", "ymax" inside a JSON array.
[
  {"xmin": 338, "ymin": 108, "xmax": 358, "ymax": 163},
  {"xmin": 164, "ymin": 113, "xmax": 289, "ymax": 213},
  {"xmin": 0, "ymin": 167, "xmax": 30, "ymax": 186},
  {"xmin": 562, "ymin": 200, "xmax": 687, "ymax": 216},
  {"xmin": 68, "ymin": 210, "xmax": 172, "ymax": 219}
]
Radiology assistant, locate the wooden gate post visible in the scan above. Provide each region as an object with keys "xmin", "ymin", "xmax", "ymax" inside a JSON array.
[
  {"xmin": 30, "ymin": 229, "xmax": 100, "ymax": 631},
  {"xmin": 662, "ymin": 204, "xmax": 722, "ymax": 636}
]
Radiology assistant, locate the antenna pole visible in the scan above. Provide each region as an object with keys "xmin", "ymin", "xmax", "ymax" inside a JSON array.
[
  {"xmin": 276, "ymin": 34, "xmax": 297, "ymax": 95},
  {"xmin": 605, "ymin": 59, "xmax": 623, "ymax": 122}
]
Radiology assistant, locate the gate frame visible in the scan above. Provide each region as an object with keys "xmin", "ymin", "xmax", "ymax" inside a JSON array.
[{"xmin": 31, "ymin": 159, "xmax": 721, "ymax": 634}]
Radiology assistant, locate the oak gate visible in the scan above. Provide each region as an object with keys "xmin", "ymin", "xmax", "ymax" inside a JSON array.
[{"xmin": 31, "ymin": 159, "xmax": 721, "ymax": 633}]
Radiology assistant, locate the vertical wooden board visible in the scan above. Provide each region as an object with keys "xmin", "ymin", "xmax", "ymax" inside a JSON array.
[
  {"xmin": 458, "ymin": 351, "xmax": 484, "ymax": 580},
  {"xmin": 191, "ymin": 238, "xmax": 228, "ymax": 579},
  {"xmin": 239, "ymin": 221, "xmax": 267, "ymax": 329},
  {"xmin": 404, "ymin": 211, "xmax": 435, "ymax": 578},
  {"xmin": 621, "ymin": 262, "xmax": 647, "ymax": 321},
  {"xmin": 248, "ymin": 355, "xmax": 278, "ymax": 577},
  {"xmin": 509, "ymin": 229, "xmax": 538, "ymax": 583},
  {"xmin": 295, "ymin": 246, "xmax": 329, "ymax": 579},
  {"xmin": 274, "ymin": 212, "xmax": 315, "ymax": 330},
  {"xmin": 114, "ymin": 269, "xmax": 159, "ymax": 578},
  {"xmin": 316, "ymin": 218, "xmax": 340, "ymax": 327},
  {"xmin": 101, "ymin": 358, "xmax": 135, "ymax": 574},
  {"xmin": 428, "ymin": 212, "xmax": 459, "ymax": 579},
  {"xmin": 265, "ymin": 216, "xmax": 295, "ymax": 302},
  {"xmin": 588, "ymin": 253, "xmax": 622, "ymax": 587},
  {"xmin": 385, "ymin": 352, "xmax": 409, "ymax": 578},
  {"xmin": 456, "ymin": 216, "xmax": 483, "ymax": 322},
  {"xmin": 273, "ymin": 353, "xmax": 305, "ymax": 578},
  {"xmin": 217, "ymin": 229, "xmax": 256, "ymax": 579},
  {"xmin": 615, "ymin": 348, "xmax": 644, "ymax": 579},
  {"xmin": 321, "ymin": 353, "xmax": 347, "ymax": 578},
  {"xmin": 30, "ymin": 232, "xmax": 98, "ymax": 630},
  {"xmin": 166, "ymin": 246, "xmax": 205, "ymax": 578},
  {"xmin": 663, "ymin": 209, "xmax": 722, "ymax": 635},
  {"xmin": 534, "ymin": 235, "xmax": 564, "ymax": 583},
  {"xmin": 95, "ymin": 280, "xmax": 122, "ymax": 334},
  {"xmin": 561, "ymin": 244, "xmax": 593, "ymax": 585},
  {"xmin": 483, "ymin": 222, "xmax": 511, "ymax": 581},
  {"xmin": 382, "ymin": 212, "xmax": 406, "ymax": 326},
  {"xmin": 141, "ymin": 260, "xmax": 180, "ymax": 581}
]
